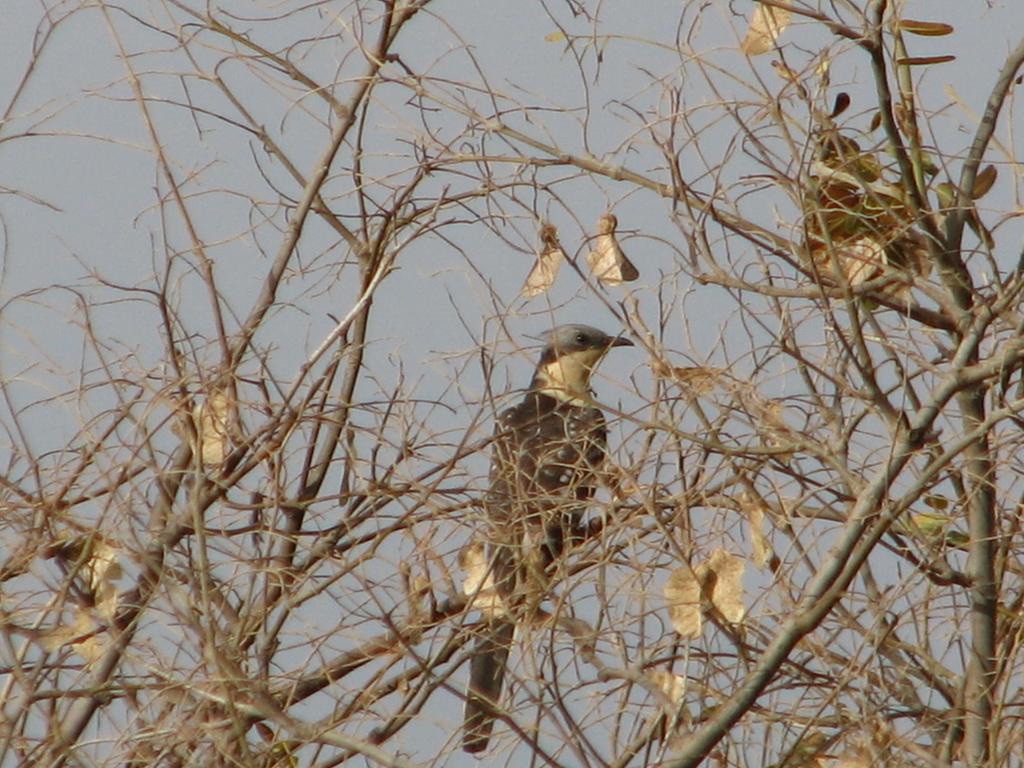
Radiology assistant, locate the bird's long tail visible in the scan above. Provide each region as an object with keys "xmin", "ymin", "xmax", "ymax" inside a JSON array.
[{"xmin": 463, "ymin": 619, "xmax": 515, "ymax": 753}]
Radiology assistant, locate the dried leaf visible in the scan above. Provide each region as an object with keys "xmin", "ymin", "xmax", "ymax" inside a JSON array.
[
  {"xmin": 896, "ymin": 19, "xmax": 954, "ymax": 37},
  {"xmin": 830, "ymin": 92, "xmax": 850, "ymax": 118},
  {"xmin": 704, "ymin": 549, "xmax": 745, "ymax": 624},
  {"xmin": 649, "ymin": 669, "xmax": 686, "ymax": 705},
  {"xmin": 522, "ymin": 223, "xmax": 565, "ymax": 297},
  {"xmin": 44, "ymin": 541, "xmax": 123, "ymax": 662},
  {"xmin": 587, "ymin": 213, "xmax": 639, "ymax": 285},
  {"xmin": 459, "ymin": 541, "xmax": 489, "ymax": 595},
  {"xmin": 44, "ymin": 536, "xmax": 122, "ymax": 620},
  {"xmin": 653, "ymin": 362, "xmax": 725, "ymax": 395},
  {"xmin": 42, "ymin": 610, "xmax": 107, "ymax": 664},
  {"xmin": 740, "ymin": 492, "xmax": 772, "ymax": 570},
  {"xmin": 459, "ymin": 542, "xmax": 504, "ymax": 616},
  {"xmin": 741, "ymin": 4, "xmax": 792, "ymax": 55},
  {"xmin": 868, "ymin": 111, "xmax": 882, "ymax": 132},
  {"xmin": 666, "ymin": 550, "xmax": 746, "ymax": 636},
  {"xmin": 85, "ymin": 541, "xmax": 122, "ymax": 620},
  {"xmin": 195, "ymin": 390, "xmax": 232, "ymax": 467},
  {"xmin": 832, "ymin": 235, "xmax": 887, "ymax": 286},
  {"xmin": 400, "ymin": 561, "xmax": 432, "ymax": 620},
  {"xmin": 896, "ymin": 55, "xmax": 956, "ymax": 66},
  {"xmin": 972, "ymin": 164, "xmax": 997, "ymax": 199},
  {"xmin": 664, "ymin": 566, "xmax": 702, "ymax": 638},
  {"xmin": 69, "ymin": 611, "xmax": 107, "ymax": 663},
  {"xmin": 544, "ymin": 30, "xmax": 566, "ymax": 43}
]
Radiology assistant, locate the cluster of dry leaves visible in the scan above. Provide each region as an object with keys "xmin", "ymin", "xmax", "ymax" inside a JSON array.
[
  {"xmin": 742, "ymin": 3, "xmax": 992, "ymax": 302},
  {"xmin": 40, "ymin": 538, "xmax": 122, "ymax": 664},
  {"xmin": 39, "ymin": 392, "xmax": 239, "ymax": 667},
  {"xmin": 804, "ymin": 127, "xmax": 932, "ymax": 296},
  {"xmin": 521, "ymin": 213, "xmax": 639, "ymax": 297}
]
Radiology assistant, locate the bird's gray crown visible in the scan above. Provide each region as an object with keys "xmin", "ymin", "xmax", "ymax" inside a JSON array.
[{"xmin": 540, "ymin": 324, "xmax": 632, "ymax": 357}]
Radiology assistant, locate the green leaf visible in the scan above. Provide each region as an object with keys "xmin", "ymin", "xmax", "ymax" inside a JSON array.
[{"xmin": 911, "ymin": 512, "xmax": 948, "ymax": 538}]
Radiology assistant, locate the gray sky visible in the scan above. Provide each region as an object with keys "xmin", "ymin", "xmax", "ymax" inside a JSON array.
[{"xmin": 1, "ymin": 0, "xmax": 1022, "ymax": 763}]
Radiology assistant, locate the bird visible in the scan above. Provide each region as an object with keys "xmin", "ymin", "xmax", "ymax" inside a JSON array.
[{"xmin": 462, "ymin": 323, "xmax": 633, "ymax": 753}]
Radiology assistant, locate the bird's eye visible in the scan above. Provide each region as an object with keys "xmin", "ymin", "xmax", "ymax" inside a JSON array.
[{"xmin": 575, "ymin": 332, "xmax": 586, "ymax": 343}]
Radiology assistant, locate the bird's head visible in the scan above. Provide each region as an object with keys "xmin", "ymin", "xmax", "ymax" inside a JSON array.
[{"xmin": 531, "ymin": 324, "xmax": 633, "ymax": 402}]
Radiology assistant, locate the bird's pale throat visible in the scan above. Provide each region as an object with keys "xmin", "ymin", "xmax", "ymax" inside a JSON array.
[{"xmin": 534, "ymin": 349, "xmax": 606, "ymax": 402}]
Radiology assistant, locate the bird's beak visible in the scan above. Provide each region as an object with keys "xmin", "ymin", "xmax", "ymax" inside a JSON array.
[{"xmin": 608, "ymin": 335, "xmax": 634, "ymax": 348}]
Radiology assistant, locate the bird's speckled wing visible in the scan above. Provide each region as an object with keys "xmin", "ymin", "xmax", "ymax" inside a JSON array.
[
  {"xmin": 486, "ymin": 392, "xmax": 608, "ymax": 580},
  {"xmin": 464, "ymin": 393, "xmax": 609, "ymax": 753}
]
